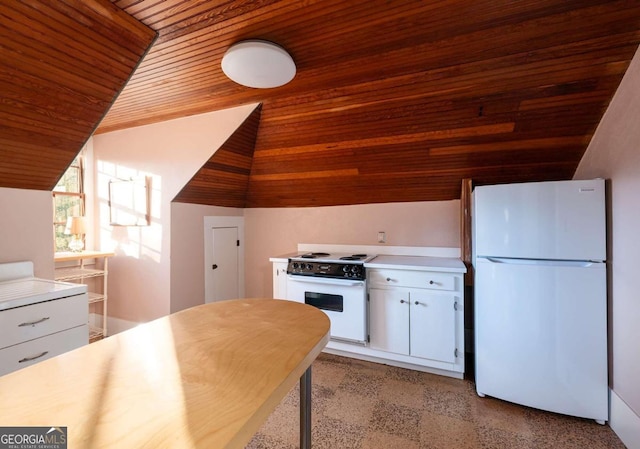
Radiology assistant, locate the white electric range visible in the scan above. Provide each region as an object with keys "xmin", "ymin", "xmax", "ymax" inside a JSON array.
[{"xmin": 285, "ymin": 251, "xmax": 376, "ymax": 345}]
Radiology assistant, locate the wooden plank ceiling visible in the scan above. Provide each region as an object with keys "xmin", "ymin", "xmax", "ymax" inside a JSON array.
[
  {"xmin": 5, "ymin": 1, "xmax": 639, "ymax": 206},
  {"xmin": 0, "ymin": 0, "xmax": 156, "ymax": 191},
  {"xmin": 101, "ymin": 0, "xmax": 640, "ymax": 207}
]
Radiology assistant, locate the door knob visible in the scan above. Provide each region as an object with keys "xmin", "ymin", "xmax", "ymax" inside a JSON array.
[{"xmin": 212, "ymin": 264, "xmax": 218, "ymax": 270}]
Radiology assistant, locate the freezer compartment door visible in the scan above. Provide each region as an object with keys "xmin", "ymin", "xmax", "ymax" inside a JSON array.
[
  {"xmin": 474, "ymin": 179, "xmax": 605, "ymax": 261},
  {"xmin": 474, "ymin": 257, "xmax": 608, "ymax": 421}
]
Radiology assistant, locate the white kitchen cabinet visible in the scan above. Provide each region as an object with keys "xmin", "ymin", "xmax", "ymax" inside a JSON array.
[
  {"xmin": 369, "ymin": 287, "xmax": 457, "ymax": 364},
  {"xmin": 369, "ymin": 288, "xmax": 409, "ymax": 355},
  {"xmin": 270, "ymin": 251, "xmax": 466, "ymax": 378},
  {"xmin": 270, "ymin": 259, "xmax": 288, "ymax": 299},
  {"xmin": 410, "ymin": 290, "xmax": 456, "ymax": 363},
  {"xmin": 367, "ymin": 260, "xmax": 464, "ymax": 375}
]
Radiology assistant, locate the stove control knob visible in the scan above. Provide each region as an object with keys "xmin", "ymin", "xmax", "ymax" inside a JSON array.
[
  {"xmin": 292, "ymin": 262, "xmax": 299, "ymax": 269},
  {"xmin": 306, "ymin": 264, "xmax": 313, "ymax": 270},
  {"xmin": 351, "ymin": 266, "xmax": 358, "ymax": 273},
  {"xmin": 343, "ymin": 266, "xmax": 349, "ymax": 272}
]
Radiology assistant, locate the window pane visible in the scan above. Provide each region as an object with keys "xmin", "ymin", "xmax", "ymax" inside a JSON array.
[
  {"xmin": 54, "ymin": 166, "xmax": 80, "ymax": 193},
  {"xmin": 55, "ymin": 224, "xmax": 71, "ymax": 252},
  {"xmin": 54, "ymin": 195, "xmax": 82, "ymax": 223}
]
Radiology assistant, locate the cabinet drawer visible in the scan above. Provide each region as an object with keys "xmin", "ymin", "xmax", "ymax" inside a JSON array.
[
  {"xmin": 0, "ymin": 325, "xmax": 88, "ymax": 376},
  {"xmin": 368, "ymin": 269, "xmax": 456, "ymax": 291},
  {"xmin": 0, "ymin": 294, "xmax": 88, "ymax": 349}
]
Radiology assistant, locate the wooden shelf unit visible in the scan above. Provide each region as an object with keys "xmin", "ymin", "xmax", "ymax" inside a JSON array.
[{"xmin": 54, "ymin": 251, "xmax": 114, "ymax": 343}]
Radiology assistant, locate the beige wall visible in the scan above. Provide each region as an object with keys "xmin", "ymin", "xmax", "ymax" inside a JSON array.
[
  {"xmin": 92, "ymin": 104, "xmax": 258, "ymax": 325},
  {"xmin": 0, "ymin": 188, "xmax": 54, "ymax": 279},
  {"xmin": 575, "ymin": 47, "xmax": 640, "ymax": 418},
  {"xmin": 244, "ymin": 200, "xmax": 460, "ymax": 297},
  {"xmin": 170, "ymin": 202, "xmax": 243, "ymax": 313}
]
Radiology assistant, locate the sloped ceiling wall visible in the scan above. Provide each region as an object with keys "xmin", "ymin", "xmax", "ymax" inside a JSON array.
[
  {"xmin": 0, "ymin": 0, "xmax": 156, "ymax": 190},
  {"xmin": 173, "ymin": 105, "xmax": 262, "ymax": 207}
]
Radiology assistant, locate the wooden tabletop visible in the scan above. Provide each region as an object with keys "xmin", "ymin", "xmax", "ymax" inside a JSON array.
[{"xmin": 0, "ymin": 299, "xmax": 330, "ymax": 448}]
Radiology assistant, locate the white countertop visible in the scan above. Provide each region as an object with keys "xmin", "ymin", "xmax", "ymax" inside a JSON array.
[
  {"xmin": 269, "ymin": 252, "xmax": 300, "ymax": 262},
  {"xmin": 0, "ymin": 278, "xmax": 87, "ymax": 311},
  {"xmin": 364, "ymin": 255, "xmax": 467, "ymax": 273}
]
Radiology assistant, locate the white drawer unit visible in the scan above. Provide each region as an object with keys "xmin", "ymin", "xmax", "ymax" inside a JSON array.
[
  {"xmin": 0, "ymin": 295, "xmax": 87, "ymax": 348},
  {"xmin": 0, "ymin": 261, "xmax": 89, "ymax": 376},
  {"xmin": 0, "ymin": 325, "xmax": 88, "ymax": 376},
  {"xmin": 368, "ymin": 268, "xmax": 457, "ymax": 291}
]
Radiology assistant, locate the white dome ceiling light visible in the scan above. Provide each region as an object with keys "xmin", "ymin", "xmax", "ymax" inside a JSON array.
[{"xmin": 221, "ymin": 40, "xmax": 296, "ymax": 89}]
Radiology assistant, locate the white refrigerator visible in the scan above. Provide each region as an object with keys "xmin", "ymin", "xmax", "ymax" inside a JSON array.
[{"xmin": 473, "ymin": 179, "xmax": 608, "ymax": 424}]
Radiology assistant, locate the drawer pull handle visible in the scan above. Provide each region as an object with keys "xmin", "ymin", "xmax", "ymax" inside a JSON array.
[
  {"xmin": 400, "ymin": 299, "xmax": 407, "ymax": 304},
  {"xmin": 429, "ymin": 280, "xmax": 435, "ymax": 285},
  {"xmin": 18, "ymin": 351, "xmax": 49, "ymax": 363},
  {"xmin": 18, "ymin": 317, "xmax": 50, "ymax": 327},
  {"xmin": 386, "ymin": 278, "xmax": 394, "ymax": 282}
]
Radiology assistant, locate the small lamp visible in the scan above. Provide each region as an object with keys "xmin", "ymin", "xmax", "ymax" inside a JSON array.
[{"xmin": 65, "ymin": 216, "xmax": 87, "ymax": 252}]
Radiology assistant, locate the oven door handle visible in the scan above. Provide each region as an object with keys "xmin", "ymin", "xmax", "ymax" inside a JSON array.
[{"xmin": 287, "ymin": 275, "xmax": 364, "ymax": 287}]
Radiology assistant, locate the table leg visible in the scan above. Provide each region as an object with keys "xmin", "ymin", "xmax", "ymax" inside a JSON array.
[{"xmin": 300, "ymin": 366, "xmax": 312, "ymax": 449}]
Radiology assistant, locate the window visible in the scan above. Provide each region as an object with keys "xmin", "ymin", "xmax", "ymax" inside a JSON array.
[{"xmin": 53, "ymin": 153, "xmax": 85, "ymax": 252}]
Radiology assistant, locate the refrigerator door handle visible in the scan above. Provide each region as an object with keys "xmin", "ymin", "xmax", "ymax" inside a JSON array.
[{"xmin": 483, "ymin": 257, "xmax": 600, "ymax": 268}]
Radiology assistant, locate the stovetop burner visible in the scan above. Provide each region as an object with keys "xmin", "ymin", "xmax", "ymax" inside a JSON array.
[
  {"xmin": 287, "ymin": 252, "xmax": 376, "ymax": 279},
  {"xmin": 292, "ymin": 252, "xmax": 375, "ymax": 263},
  {"xmin": 300, "ymin": 252, "xmax": 331, "ymax": 259},
  {"xmin": 342, "ymin": 254, "xmax": 369, "ymax": 260}
]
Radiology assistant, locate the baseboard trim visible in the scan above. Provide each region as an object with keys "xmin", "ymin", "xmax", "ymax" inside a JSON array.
[
  {"xmin": 610, "ymin": 388, "xmax": 640, "ymax": 449},
  {"xmin": 323, "ymin": 346, "xmax": 463, "ymax": 379}
]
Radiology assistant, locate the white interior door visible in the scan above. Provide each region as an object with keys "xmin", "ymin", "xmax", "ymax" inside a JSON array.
[{"xmin": 209, "ymin": 226, "xmax": 238, "ymax": 303}]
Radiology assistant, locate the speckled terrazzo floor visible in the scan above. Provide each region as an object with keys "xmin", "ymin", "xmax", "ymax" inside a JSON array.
[{"xmin": 246, "ymin": 353, "xmax": 625, "ymax": 449}]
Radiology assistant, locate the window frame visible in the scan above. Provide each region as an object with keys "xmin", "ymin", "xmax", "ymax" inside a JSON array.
[{"xmin": 53, "ymin": 153, "xmax": 85, "ymax": 253}]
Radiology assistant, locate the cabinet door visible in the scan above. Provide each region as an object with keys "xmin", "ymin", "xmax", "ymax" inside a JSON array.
[
  {"xmin": 369, "ymin": 288, "xmax": 410, "ymax": 355},
  {"xmin": 272, "ymin": 262, "xmax": 288, "ymax": 299},
  {"xmin": 410, "ymin": 291, "xmax": 456, "ymax": 363}
]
